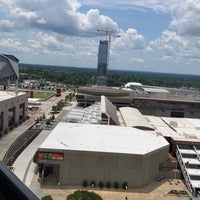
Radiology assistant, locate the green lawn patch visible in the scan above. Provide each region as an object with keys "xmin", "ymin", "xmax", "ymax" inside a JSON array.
[{"xmin": 34, "ymin": 91, "xmax": 55, "ymax": 99}]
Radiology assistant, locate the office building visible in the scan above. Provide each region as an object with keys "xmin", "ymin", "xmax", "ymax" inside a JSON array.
[
  {"xmin": 0, "ymin": 91, "xmax": 28, "ymax": 136},
  {"xmin": 97, "ymin": 40, "xmax": 109, "ymax": 86}
]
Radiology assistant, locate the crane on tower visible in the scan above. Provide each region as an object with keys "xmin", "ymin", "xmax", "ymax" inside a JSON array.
[
  {"xmin": 97, "ymin": 28, "xmax": 120, "ymax": 45},
  {"xmin": 96, "ymin": 29, "xmax": 120, "ymax": 86}
]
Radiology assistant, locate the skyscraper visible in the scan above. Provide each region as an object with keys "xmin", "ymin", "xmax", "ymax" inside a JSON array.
[{"xmin": 97, "ymin": 40, "xmax": 109, "ymax": 86}]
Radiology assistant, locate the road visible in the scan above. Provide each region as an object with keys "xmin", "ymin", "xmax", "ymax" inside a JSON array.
[{"xmin": 0, "ymin": 91, "xmax": 71, "ymax": 161}]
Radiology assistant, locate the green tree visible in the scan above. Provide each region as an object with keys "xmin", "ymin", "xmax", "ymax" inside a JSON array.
[
  {"xmin": 46, "ymin": 119, "xmax": 51, "ymax": 126},
  {"xmin": 52, "ymin": 105, "xmax": 58, "ymax": 112},
  {"xmin": 67, "ymin": 190, "xmax": 102, "ymax": 200},
  {"xmin": 106, "ymin": 182, "xmax": 111, "ymax": 189},
  {"xmin": 41, "ymin": 195, "xmax": 53, "ymax": 200},
  {"xmin": 33, "ymin": 151, "xmax": 38, "ymax": 164},
  {"xmin": 113, "ymin": 182, "xmax": 119, "ymax": 189},
  {"xmin": 35, "ymin": 118, "xmax": 40, "ymax": 123},
  {"xmin": 98, "ymin": 181, "xmax": 104, "ymax": 189},
  {"xmin": 82, "ymin": 180, "xmax": 88, "ymax": 187},
  {"xmin": 51, "ymin": 114, "xmax": 55, "ymax": 120}
]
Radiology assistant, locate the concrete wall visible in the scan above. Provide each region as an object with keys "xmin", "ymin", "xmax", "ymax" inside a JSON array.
[
  {"xmin": 142, "ymin": 147, "xmax": 169, "ymax": 183},
  {"xmin": 57, "ymin": 146, "xmax": 169, "ymax": 188},
  {"xmin": 137, "ymin": 106, "xmax": 200, "ymax": 118}
]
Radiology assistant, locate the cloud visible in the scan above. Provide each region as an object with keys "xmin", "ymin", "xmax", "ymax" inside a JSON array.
[
  {"xmin": 150, "ymin": 30, "xmax": 200, "ymax": 63},
  {"xmin": 170, "ymin": 0, "xmax": 200, "ymax": 37},
  {"xmin": 1, "ymin": 0, "xmax": 118, "ymax": 36},
  {"xmin": 130, "ymin": 57, "xmax": 144, "ymax": 63},
  {"xmin": 150, "ymin": 30, "xmax": 185, "ymax": 55},
  {"xmin": 25, "ymin": 31, "xmax": 98, "ymax": 63},
  {"xmin": 0, "ymin": 38, "xmax": 30, "ymax": 52},
  {"xmin": 79, "ymin": 0, "xmax": 200, "ymax": 40},
  {"xmin": 161, "ymin": 55, "xmax": 173, "ymax": 61},
  {"xmin": 79, "ymin": 0, "xmax": 181, "ymax": 13},
  {"xmin": 0, "ymin": 0, "xmax": 199, "ymax": 74},
  {"xmin": 0, "ymin": 20, "xmax": 15, "ymax": 32},
  {"xmin": 113, "ymin": 28, "xmax": 149, "ymax": 51}
]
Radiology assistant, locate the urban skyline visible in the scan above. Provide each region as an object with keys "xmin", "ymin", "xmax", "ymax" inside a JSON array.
[{"xmin": 0, "ymin": 1, "xmax": 200, "ymax": 75}]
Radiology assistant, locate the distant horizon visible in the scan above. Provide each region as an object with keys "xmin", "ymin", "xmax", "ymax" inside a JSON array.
[
  {"xmin": 19, "ymin": 62, "xmax": 200, "ymax": 77},
  {"xmin": 1, "ymin": 1, "xmax": 200, "ymax": 75}
]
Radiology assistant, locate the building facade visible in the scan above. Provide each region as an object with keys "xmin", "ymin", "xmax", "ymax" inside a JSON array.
[
  {"xmin": 0, "ymin": 91, "xmax": 28, "ymax": 136},
  {"xmin": 97, "ymin": 40, "xmax": 109, "ymax": 86},
  {"xmin": 0, "ymin": 54, "xmax": 19, "ymax": 87},
  {"xmin": 37, "ymin": 122, "xmax": 169, "ymax": 188}
]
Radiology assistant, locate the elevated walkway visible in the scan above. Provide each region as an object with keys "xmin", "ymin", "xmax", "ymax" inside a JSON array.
[{"xmin": 176, "ymin": 144, "xmax": 200, "ymax": 196}]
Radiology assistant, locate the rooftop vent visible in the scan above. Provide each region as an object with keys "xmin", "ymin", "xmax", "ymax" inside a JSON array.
[{"xmin": 169, "ymin": 121, "xmax": 178, "ymax": 127}]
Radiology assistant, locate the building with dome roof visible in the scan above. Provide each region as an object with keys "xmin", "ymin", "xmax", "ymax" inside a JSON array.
[{"xmin": 0, "ymin": 54, "xmax": 19, "ymax": 87}]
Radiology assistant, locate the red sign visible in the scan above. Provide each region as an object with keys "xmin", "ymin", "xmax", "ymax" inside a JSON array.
[{"xmin": 38, "ymin": 152, "xmax": 64, "ymax": 160}]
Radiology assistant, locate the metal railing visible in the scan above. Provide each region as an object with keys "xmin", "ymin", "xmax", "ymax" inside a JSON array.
[{"xmin": 176, "ymin": 145, "xmax": 193, "ymax": 194}]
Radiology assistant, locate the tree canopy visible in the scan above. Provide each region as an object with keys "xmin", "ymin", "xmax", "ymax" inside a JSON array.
[
  {"xmin": 67, "ymin": 190, "xmax": 103, "ymax": 200},
  {"xmin": 19, "ymin": 64, "xmax": 200, "ymax": 89}
]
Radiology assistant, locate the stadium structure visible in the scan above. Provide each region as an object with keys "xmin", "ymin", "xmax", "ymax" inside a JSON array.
[
  {"xmin": 0, "ymin": 54, "xmax": 19, "ymax": 87},
  {"xmin": 76, "ymin": 83, "xmax": 200, "ymax": 118},
  {"xmin": 76, "ymin": 86, "xmax": 132, "ymax": 107}
]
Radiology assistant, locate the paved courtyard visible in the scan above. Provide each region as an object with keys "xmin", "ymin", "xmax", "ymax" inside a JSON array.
[{"xmin": 40, "ymin": 178, "xmax": 191, "ymax": 200}]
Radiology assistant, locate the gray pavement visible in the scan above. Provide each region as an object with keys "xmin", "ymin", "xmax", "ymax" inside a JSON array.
[
  {"xmin": 13, "ymin": 130, "xmax": 51, "ymax": 199},
  {"xmin": 0, "ymin": 91, "xmax": 73, "ymax": 199},
  {"xmin": 13, "ymin": 130, "xmax": 50, "ymax": 184}
]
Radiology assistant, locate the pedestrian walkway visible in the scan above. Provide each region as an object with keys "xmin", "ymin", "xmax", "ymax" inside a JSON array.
[
  {"xmin": 12, "ymin": 130, "xmax": 51, "ymax": 198},
  {"xmin": 13, "ymin": 130, "xmax": 50, "ymax": 184}
]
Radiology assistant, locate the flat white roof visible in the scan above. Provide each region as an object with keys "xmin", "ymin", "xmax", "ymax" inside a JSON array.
[
  {"xmin": 143, "ymin": 87, "xmax": 169, "ymax": 93},
  {"xmin": 39, "ymin": 122, "xmax": 168, "ymax": 155},
  {"xmin": 146, "ymin": 116, "xmax": 179, "ymax": 137},
  {"xmin": 120, "ymin": 107, "xmax": 153, "ymax": 129},
  {"xmin": 146, "ymin": 116, "xmax": 200, "ymax": 142},
  {"xmin": 0, "ymin": 91, "xmax": 26, "ymax": 101}
]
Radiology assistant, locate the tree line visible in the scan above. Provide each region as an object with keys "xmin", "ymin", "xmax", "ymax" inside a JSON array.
[{"xmin": 19, "ymin": 63, "xmax": 200, "ymax": 89}]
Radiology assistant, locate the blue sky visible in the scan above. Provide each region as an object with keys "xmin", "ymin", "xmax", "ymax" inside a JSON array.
[{"xmin": 0, "ymin": 0, "xmax": 200, "ymax": 75}]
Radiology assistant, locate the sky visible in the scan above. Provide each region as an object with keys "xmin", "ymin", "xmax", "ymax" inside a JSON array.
[{"xmin": 0, "ymin": 0, "xmax": 200, "ymax": 75}]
